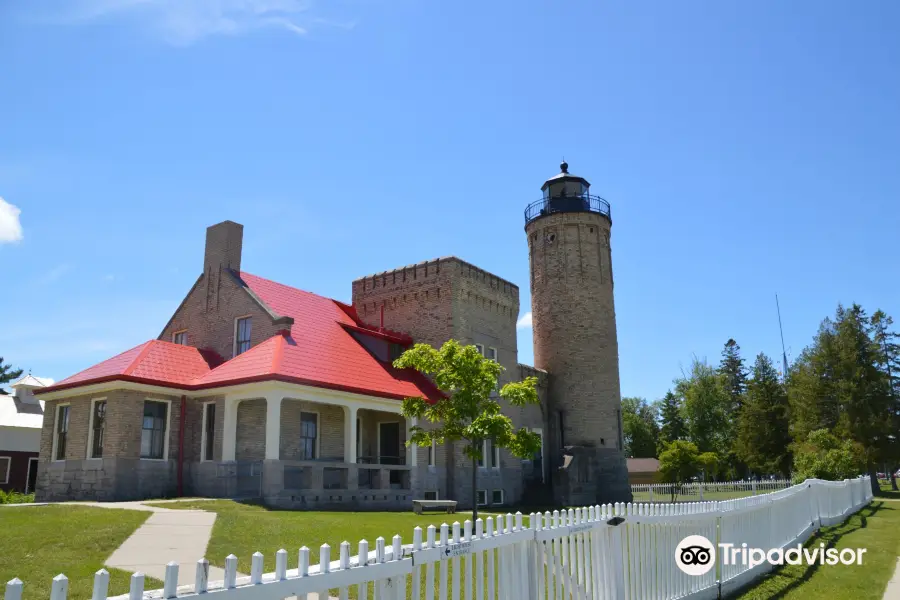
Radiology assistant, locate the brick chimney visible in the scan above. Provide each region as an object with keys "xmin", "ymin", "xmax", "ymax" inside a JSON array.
[
  {"xmin": 203, "ymin": 221, "xmax": 243, "ymax": 313},
  {"xmin": 204, "ymin": 221, "xmax": 243, "ymax": 275}
]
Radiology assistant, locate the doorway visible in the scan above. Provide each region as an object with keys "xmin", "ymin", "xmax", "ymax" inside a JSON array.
[
  {"xmin": 26, "ymin": 457, "xmax": 38, "ymax": 494},
  {"xmin": 378, "ymin": 422, "xmax": 403, "ymax": 487}
]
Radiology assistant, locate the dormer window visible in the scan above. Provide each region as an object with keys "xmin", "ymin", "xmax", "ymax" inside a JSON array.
[
  {"xmin": 172, "ymin": 330, "xmax": 187, "ymax": 345},
  {"xmin": 235, "ymin": 317, "xmax": 252, "ymax": 356}
]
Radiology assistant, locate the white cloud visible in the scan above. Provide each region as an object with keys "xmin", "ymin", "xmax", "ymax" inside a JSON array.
[
  {"xmin": 54, "ymin": 0, "xmax": 323, "ymax": 44},
  {"xmin": 0, "ymin": 197, "xmax": 23, "ymax": 244},
  {"xmin": 516, "ymin": 312, "xmax": 532, "ymax": 329}
]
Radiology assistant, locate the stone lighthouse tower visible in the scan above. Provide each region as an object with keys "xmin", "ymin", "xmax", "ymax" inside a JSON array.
[{"xmin": 524, "ymin": 161, "xmax": 632, "ymax": 505}]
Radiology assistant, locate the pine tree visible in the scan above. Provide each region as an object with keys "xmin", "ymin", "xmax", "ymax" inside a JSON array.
[
  {"xmin": 718, "ymin": 339, "xmax": 748, "ymax": 477},
  {"xmin": 871, "ymin": 310, "xmax": 900, "ymax": 490},
  {"xmin": 657, "ymin": 391, "xmax": 686, "ymax": 452},
  {"xmin": 622, "ymin": 397, "xmax": 660, "ymax": 458},
  {"xmin": 736, "ymin": 353, "xmax": 792, "ymax": 477},
  {"xmin": 0, "ymin": 357, "xmax": 23, "ymax": 394}
]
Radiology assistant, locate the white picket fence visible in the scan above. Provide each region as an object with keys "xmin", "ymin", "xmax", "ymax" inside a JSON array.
[
  {"xmin": 5, "ymin": 477, "xmax": 872, "ymax": 600},
  {"xmin": 630, "ymin": 479, "xmax": 793, "ymax": 503}
]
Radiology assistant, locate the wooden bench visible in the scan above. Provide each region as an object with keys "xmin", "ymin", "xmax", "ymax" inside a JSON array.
[{"xmin": 412, "ymin": 499, "xmax": 458, "ymax": 515}]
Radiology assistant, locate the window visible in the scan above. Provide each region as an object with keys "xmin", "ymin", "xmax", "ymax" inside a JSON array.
[
  {"xmin": 300, "ymin": 412, "xmax": 318, "ymax": 459},
  {"xmin": 88, "ymin": 400, "xmax": 107, "ymax": 459},
  {"xmin": 172, "ymin": 330, "xmax": 187, "ymax": 345},
  {"xmin": 54, "ymin": 405, "xmax": 70, "ymax": 460},
  {"xmin": 235, "ymin": 317, "xmax": 252, "ymax": 356},
  {"xmin": 428, "ymin": 440, "xmax": 436, "ymax": 467},
  {"xmin": 558, "ymin": 411, "xmax": 565, "ymax": 448},
  {"xmin": 491, "ymin": 440, "xmax": 500, "ymax": 469},
  {"xmin": 477, "ymin": 440, "xmax": 488, "ymax": 467},
  {"xmin": 424, "ymin": 490, "xmax": 438, "ymax": 501},
  {"xmin": 0, "ymin": 457, "xmax": 9, "ymax": 484},
  {"xmin": 141, "ymin": 401, "xmax": 169, "ymax": 460},
  {"xmin": 474, "ymin": 343, "xmax": 484, "ymax": 356},
  {"xmin": 202, "ymin": 402, "xmax": 216, "ymax": 461},
  {"xmin": 476, "ymin": 490, "xmax": 487, "ymax": 506},
  {"xmin": 487, "ymin": 347, "xmax": 497, "ymax": 361},
  {"xmin": 492, "ymin": 489, "xmax": 504, "ymax": 505}
]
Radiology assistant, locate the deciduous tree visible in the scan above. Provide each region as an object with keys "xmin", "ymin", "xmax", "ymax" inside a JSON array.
[{"xmin": 395, "ymin": 340, "xmax": 542, "ymax": 521}]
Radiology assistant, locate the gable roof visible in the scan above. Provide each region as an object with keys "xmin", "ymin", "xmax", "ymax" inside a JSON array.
[
  {"xmin": 627, "ymin": 458, "xmax": 660, "ymax": 473},
  {"xmin": 11, "ymin": 374, "xmax": 54, "ymax": 389},
  {"xmin": 39, "ymin": 271, "xmax": 441, "ymax": 402}
]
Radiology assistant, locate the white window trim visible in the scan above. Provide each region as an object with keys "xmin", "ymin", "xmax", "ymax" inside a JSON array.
[
  {"xmin": 476, "ymin": 489, "xmax": 488, "ymax": 507},
  {"xmin": 428, "ymin": 439, "xmax": 436, "ymax": 467},
  {"xmin": 200, "ymin": 401, "xmax": 216, "ymax": 462},
  {"xmin": 25, "ymin": 457, "xmax": 38, "ymax": 493},
  {"xmin": 492, "ymin": 489, "xmax": 505, "ymax": 506},
  {"xmin": 424, "ymin": 490, "xmax": 439, "ymax": 501},
  {"xmin": 298, "ymin": 409, "xmax": 321, "ymax": 460},
  {"xmin": 487, "ymin": 347, "xmax": 498, "ymax": 361},
  {"xmin": 172, "ymin": 330, "xmax": 188, "ymax": 345},
  {"xmin": 233, "ymin": 315, "xmax": 253, "ymax": 357},
  {"xmin": 474, "ymin": 343, "xmax": 485, "ymax": 356},
  {"xmin": 141, "ymin": 398, "xmax": 173, "ymax": 461},
  {"xmin": 0, "ymin": 456, "xmax": 10, "ymax": 484},
  {"xmin": 376, "ymin": 420, "xmax": 402, "ymax": 464},
  {"xmin": 51, "ymin": 403, "xmax": 71, "ymax": 462},
  {"xmin": 85, "ymin": 397, "xmax": 108, "ymax": 460},
  {"xmin": 491, "ymin": 440, "xmax": 500, "ymax": 469}
]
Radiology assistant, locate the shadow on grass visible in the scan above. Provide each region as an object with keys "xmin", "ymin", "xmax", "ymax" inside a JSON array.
[{"xmin": 736, "ymin": 502, "xmax": 889, "ymax": 600}]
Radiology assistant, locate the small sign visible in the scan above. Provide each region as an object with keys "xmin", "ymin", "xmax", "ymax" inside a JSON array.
[
  {"xmin": 569, "ymin": 523, "xmax": 593, "ymax": 535},
  {"xmin": 442, "ymin": 542, "xmax": 473, "ymax": 559}
]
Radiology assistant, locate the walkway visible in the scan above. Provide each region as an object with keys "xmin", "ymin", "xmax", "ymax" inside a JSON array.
[{"xmin": 885, "ymin": 558, "xmax": 900, "ymax": 600}]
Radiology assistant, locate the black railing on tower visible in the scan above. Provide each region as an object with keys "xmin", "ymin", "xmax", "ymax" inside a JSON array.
[{"xmin": 524, "ymin": 194, "xmax": 611, "ymax": 226}]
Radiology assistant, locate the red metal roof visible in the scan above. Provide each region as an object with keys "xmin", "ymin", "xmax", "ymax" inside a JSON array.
[
  {"xmin": 40, "ymin": 271, "xmax": 440, "ymax": 402},
  {"xmin": 48, "ymin": 340, "xmax": 215, "ymax": 392}
]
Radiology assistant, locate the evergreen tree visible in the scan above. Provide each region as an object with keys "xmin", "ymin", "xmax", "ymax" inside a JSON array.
[
  {"xmin": 718, "ymin": 339, "xmax": 748, "ymax": 477},
  {"xmin": 622, "ymin": 397, "xmax": 660, "ymax": 458},
  {"xmin": 871, "ymin": 310, "xmax": 900, "ymax": 491},
  {"xmin": 0, "ymin": 357, "xmax": 23, "ymax": 395},
  {"xmin": 736, "ymin": 353, "xmax": 792, "ymax": 477},
  {"xmin": 657, "ymin": 391, "xmax": 686, "ymax": 451}
]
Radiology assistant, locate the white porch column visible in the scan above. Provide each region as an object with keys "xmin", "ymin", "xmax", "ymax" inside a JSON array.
[
  {"xmin": 222, "ymin": 398, "xmax": 240, "ymax": 461},
  {"xmin": 344, "ymin": 405, "xmax": 359, "ymax": 464},
  {"xmin": 407, "ymin": 416, "xmax": 417, "ymax": 466},
  {"xmin": 265, "ymin": 394, "xmax": 283, "ymax": 460}
]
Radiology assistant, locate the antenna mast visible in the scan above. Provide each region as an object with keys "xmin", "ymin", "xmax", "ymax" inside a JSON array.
[{"xmin": 776, "ymin": 294, "xmax": 789, "ymax": 380}]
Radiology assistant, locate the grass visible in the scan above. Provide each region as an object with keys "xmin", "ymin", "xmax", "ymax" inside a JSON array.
[
  {"xmin": 0, "ymin": 506, "xmax": 163, "ymax": 600},
  {"xmin": 147, "ymin": 500, "xmax": 511, "ymax": 600},
  {"xmin": 733, "ymin": 501, "xmax": 900, "ymax": 600}
]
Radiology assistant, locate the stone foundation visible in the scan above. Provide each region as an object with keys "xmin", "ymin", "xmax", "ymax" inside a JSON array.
[
  {"xmin": 34, "ymin": 458, "xmax": 177, "ymax": 502},
  {"xmin": 552, "ymin": 446, "xmax": 632, "ymax": 506}
]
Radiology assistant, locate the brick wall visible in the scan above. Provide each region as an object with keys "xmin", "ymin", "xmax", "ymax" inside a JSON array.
[
  {"xmin": 159, "ymin": 271, "xmax": 283, "ymax": 363},
  {"xmin": 235, "ymin": 398, "xmax": 266, "ymax": 461},
  {"xmin": 280, "ymin": 400, "xmax": 345, "ymax": 461}
]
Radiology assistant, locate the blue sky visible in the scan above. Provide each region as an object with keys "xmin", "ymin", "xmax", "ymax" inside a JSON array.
[{"xmin": 1, "ymin": 0, "xmax": 898, "ymax": 402}]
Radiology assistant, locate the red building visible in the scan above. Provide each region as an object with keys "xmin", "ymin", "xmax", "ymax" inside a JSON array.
[{"xmin": 0, "ymin": 375, "xmax": 52, "ymax": 494}]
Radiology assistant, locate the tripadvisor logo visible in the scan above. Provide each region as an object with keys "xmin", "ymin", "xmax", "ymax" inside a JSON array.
[
  {"xmin": 675, "ymin": 535, "xmax": 868, "ymax": 576},
  {"xmin": 675, "ymin": 535, "xmax": 716, "ymax": 576}
]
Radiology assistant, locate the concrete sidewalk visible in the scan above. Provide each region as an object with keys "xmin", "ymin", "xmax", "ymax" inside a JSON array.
[
  {"xmin": 885, "ymin": 558, "xmax": 900, "ymax": 600},
  {"xmin": 105, "ymin": 508, "xmax": 233, "ymax": 585}
]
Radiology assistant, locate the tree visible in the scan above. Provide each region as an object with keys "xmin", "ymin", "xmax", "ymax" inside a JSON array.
[
  {"xmin": 657, "ymin": 391, "xmax": 686, "ymax": 451},
  {"xmin": 395, "ymin": 340, "xmax": 542, "ymax": 521},
  {"xmin": 676, "ymin": 359, "xmax": 731, "ymax": 476},
  {"xmin": 658, "ymin": 440, "xmax": 701, "ymax": 501},
  {"xmin": 871, "ymin": 310, "xmax": 900, "ymax": 491},
  {"xmin": 697, "ymin": 452, "xmax": 719, "ymax": 483},
  {"xmin": 788, "ymin": 304, "xmax": 894, "ymax": 495},
  {"xmin": 792, "ymin": 429, "xmax": 863, "ymax": 483},
  {"xmin": 736, "ymin": 353, "xmax": 792, "ymax": 477},
  {"xmin": 719, "ymin": 339, "xmax": 748, "ymax": 477},
  {"xmin": 0, "ymin": 357, "xmax": 22, "ymax": 395},
  {"xmin": 621, "ymin": 397, "xmax": 660, "ymax": 458}
]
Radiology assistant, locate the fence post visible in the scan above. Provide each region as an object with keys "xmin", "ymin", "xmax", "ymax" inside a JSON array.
[
  {"xmin": 700, "ymin": 483, "xmax": 705, "ymax": 501},
  {"xmin": 92, "ymin": 569, "xmax": 109, "ymax": 600},
  {"xmin": 610, "ymin": 511, "xmax": 627, "ymax": 600},
  {"xmin": 649, "ymin": 486, "xmax": 654, "ymax": 503},
  {"xmin": 5, "ymin": 578, "xmax": 23, "ymax": 600},
  {"xmin": 751, "ymin": 480, "xmax": 757, "ymax": 495}
]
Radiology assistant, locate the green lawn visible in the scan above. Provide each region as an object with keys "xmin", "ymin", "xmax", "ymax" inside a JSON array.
[
  {"xmin": 0, "ymin": 506, "xmax": 163, "ymax": 600},
  {"xmin": 147, "ymin": 501, "xmax": 513, "ymax": 600},
  {"xmin": 733, "ymin": 501, "xmax": 899, "ymax": 600}
]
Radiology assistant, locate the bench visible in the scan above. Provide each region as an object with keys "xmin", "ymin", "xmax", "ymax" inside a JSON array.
[{"xmin": 412, "ymin": 499, "xmax": 458, "ymax": 515}]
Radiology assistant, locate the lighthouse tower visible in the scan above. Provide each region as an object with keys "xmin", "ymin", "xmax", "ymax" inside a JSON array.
[{"xmin": 524, "ymin": 162, "xmax": 632, "ymax": 505}]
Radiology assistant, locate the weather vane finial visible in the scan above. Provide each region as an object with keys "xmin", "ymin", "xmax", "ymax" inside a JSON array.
[{"xmin": 560, "ymin": 158, "xmax": 569, "ymax": 174}]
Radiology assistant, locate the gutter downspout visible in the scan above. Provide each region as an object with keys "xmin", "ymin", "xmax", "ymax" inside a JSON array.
[{"xmin": 178, "ymin": 395, "xmax": 186, "ymax": 497}]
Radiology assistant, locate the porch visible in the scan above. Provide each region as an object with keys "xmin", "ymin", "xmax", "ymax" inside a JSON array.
[{"xmin": 194, "ymin": 388, "xmax": 421, "ymax": 508}]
